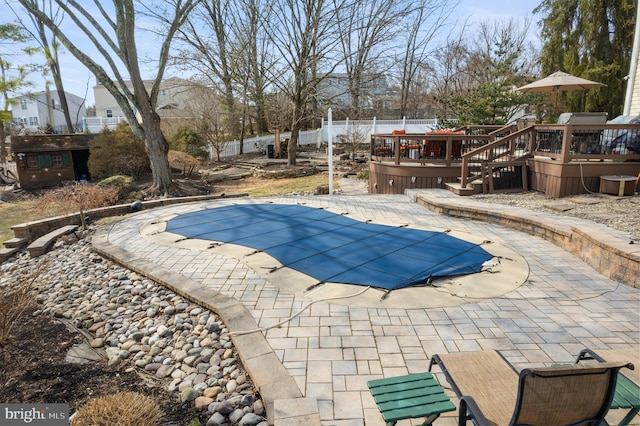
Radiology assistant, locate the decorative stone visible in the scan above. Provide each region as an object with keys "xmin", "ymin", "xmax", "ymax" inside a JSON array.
[
  {"xmin": 180, "ymin": 388, "xmax": 198, "ymax": 403},
  {"xmin": 90, "ymin": 338, "xmax": 104, "ymax": 348},
  {"xmin": 239, "ymin": 413, "xmax": 264, "ymax": 426},
  {"xmin": 204, "ymin": 386, "xmax": 222, "ymax": 399},
  {"xmin": 206, "ymin": 412, "xmax": 225, "ymax": 426}
]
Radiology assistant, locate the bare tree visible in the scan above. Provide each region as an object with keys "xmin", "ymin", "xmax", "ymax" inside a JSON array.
[
  {"xmin": 239, "ymin": 0, "xmax": 271, "ymax": 135},
  {"xmin": 11, "ymin": 1, "xmax": 76, "ymax": 133},
  {"xmin": 337, "ymin": 122, "xmax": 368, "ymax": 160},
  {"xmin": 433, "ymin": 17, "xmax": 538, "ymax": 124},
  {"xmin": 262, "ymin": 0, "xmax": 341, "ymax": 166},
  {"xmin": 183, "ymin": 87, "xmax": 231, "ymax": 161},
  {"xmin": 174, "ymin": 0, "xmax": 240, "ymax": 143},
  {"xmin": 265, "ymin": 91, "xmax": 293, "ymax": 157},
  {"xmin": 429, "ymin": 32, "xmax": 470, "ymax": 115},
  {"xmin": 335, "ymin": 0, "xmax": 412, "ymax": 119},
  {"xmin": 173, "ymin": 0, "xmax": 274, "ymax": 155},
  {"xmin": 18, "ymin": 0, "xmax": 196, "ymax": 195},
  {"xmin": 395, "ymin": 0, "xmax": 454, "ymax": 118}
]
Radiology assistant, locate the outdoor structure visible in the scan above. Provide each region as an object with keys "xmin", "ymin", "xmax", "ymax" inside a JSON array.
[
  {"xmin": 369, "ymin": 122, "xmax": 640, "ymax": 197},
  {"xmin": 11, "ymin": 88, "xmax": 86, "ymax": 134},
  {"xmin": 10, "ymin": 134, "xmax": 93, "ymax": 190}
]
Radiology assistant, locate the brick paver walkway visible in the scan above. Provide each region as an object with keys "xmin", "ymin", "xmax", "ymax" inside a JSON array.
[{"xmin": 102, "ymin": 192, "xmax": 639, "ymax": 425}]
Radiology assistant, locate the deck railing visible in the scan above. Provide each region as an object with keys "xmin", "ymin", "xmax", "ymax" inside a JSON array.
[
  {"xmin": 459, "ymin": 126, "xmax": 534, "ymax": 188},
  {"xmin": 371, "ymin": 133, "xmax": 494, "ymax": 166},
  {"xmin": 372, "ymin": 123, "xmax": 640, "ymax": 167}
]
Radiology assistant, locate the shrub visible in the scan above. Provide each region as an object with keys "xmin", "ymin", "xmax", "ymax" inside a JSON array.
[
  {"xmin": 71, "ymin": 392, "xmax": 163, "ymax": 426},
  {"xmin": 96, "ymin": 175, "xmax": 134, "ymax": 201},
  {"xmin": 88, "ymin": 122, "xmax": 150, "ymax": 179},
  {"xmin": 168, "ymin": 126, "xmax": 209, "ymax": 160},
  {"xmin": 37, "ymin": 182, "xmax": 119, "ymax": 229},
  {"xmin": 168, "ymin": 150, "xmax": 200, "ymax": 177}
]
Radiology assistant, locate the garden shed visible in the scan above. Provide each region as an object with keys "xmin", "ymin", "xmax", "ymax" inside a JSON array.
[{"xmin": 11, "ymin": 134, "xmax": 94, "ymax": 190}]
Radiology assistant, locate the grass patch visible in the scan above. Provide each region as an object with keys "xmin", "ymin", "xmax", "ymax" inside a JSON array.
[
  {"xmin": 213, "ymin": 174, "xmax": 334, "ymax": 197},
  {"xmin": 0, "ymin": 200, "xmax": 43, "ymax": 243},
  {"xmin": 0, "ymin": 197, "xmax": 70, "ymax": 243},
  {"xmin": 0, "ymin": 172, "xmax": 339, "ymax": 243}
]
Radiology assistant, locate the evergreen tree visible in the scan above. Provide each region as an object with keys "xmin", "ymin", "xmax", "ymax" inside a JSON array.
[
  {"xmin": 436, "ymin": 19, "xmax": 537, "ymax": 125},
  {"xmin": 168, "ymin": 126, "xmax": 208, "ymax": 160},
  {"xmin": 535, "ymin": 0, "xmax": 635, "ymax": 117}
]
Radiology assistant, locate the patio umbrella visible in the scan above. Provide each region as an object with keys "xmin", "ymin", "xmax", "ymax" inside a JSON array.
[{"xmin": 515, "ymin": 71, "xmax": 606, "ymax": 116}]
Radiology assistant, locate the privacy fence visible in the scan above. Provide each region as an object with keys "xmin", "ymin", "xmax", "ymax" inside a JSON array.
[{"xmin": 82, "ymin": 116, "xmax": 444, "ymax": 159}]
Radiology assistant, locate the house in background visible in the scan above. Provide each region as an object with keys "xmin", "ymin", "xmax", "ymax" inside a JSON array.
[
  {"xmin": 87, "ymin": 77, "xmax": 213, "ymax": 133},
  {"xmin": 12, "ymin": 88, "xmax": 86, "ymax": 134},
  {"xmin": 624, "ymin": 11, "xmax": 640, "ymax": 115}
]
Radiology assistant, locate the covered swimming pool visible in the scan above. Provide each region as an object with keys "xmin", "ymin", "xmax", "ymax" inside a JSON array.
[{"xmin": 166, "ymin": 203, "xmax": 494, "ymax": 295}]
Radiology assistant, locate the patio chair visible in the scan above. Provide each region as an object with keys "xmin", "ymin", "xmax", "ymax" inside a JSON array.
[
  {"xmin": 428, "ymin": 349, "xmax": 633, "ymax": 426},
  {"xmin": 575, "ymin": 347, "xmax": 639, "ymax": 426}
]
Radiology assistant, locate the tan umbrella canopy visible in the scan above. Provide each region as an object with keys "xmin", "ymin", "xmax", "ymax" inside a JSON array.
[
  {"xmin": 515, "ymin": 71, "xmax": 606, "ymax": 117},
  {"xmin": 515, "ymin": 71, "xmax": 606, "ymax": 93}
]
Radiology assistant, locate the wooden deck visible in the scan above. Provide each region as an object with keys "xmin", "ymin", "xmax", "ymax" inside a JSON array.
[{"xmin": 369, "ymin": 124, "xmax": 640, "ymax": 197}]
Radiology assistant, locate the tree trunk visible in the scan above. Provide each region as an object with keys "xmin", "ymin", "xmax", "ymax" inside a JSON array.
[
  {"xmin": 287, "ymin": 123, "xmax": 299, "ymax": 166},
  {"xmin": 144, "ymin": 113, "xmax": 172, "ymax": 194},
  {"xmin": 51, "ymin": 69, "xmax": 75, "ymax": 133}
]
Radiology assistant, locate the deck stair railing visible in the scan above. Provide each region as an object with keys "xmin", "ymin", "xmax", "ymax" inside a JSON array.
[{"xmin": 460, "ymin": 125, "xmax": 534, "ymax": 192}]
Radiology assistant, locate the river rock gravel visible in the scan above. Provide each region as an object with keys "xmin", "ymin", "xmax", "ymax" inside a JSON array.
[{"xmin": 0, "ymin": 229, "xmax": 267, "ymax": 426}]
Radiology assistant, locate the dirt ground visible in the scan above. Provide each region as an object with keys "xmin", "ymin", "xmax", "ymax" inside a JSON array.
[{"xmin": 0, "ymin": 308, "xmax": 209, "ymax": 425}]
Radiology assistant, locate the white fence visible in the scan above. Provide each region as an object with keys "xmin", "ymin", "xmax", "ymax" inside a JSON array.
[
  {"xmin": 213, "ymin": 129, "xmax": 322, "ymax": 158},
  {"xmin": 215, "ymin": 118, "xmax": 442, "ymax": 159},
  {"xmin": 81, "ymin": 115, "xmax": 444, "ymax": 159},
  {"xmin": 82, "ymin": 116, "xmax": 128, "ymax": 133},
  {"xmin": 318, "ymin": 117, "xmax": 440, "ymax": 142}
]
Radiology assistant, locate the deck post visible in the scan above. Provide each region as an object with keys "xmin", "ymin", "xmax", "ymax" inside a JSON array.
[{"xmin": 560, "ymin": 125, "xmax": 573, "ymax": 163}]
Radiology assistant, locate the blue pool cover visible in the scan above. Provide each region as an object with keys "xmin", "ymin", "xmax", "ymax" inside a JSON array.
[{"xmin": 166, "ymin": 204, "xmax": 493, "ymax": 291}]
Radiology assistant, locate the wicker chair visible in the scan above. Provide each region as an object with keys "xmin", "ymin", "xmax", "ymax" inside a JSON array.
[{"xmin": 429, "ymin": 349, "xmax": 633, "ymax": 426}]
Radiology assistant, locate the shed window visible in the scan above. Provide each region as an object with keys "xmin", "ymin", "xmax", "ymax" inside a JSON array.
[
  {"xmin": 52, "ymin": 154, "xmax": 63, "ymax": 166},
  {"xmin": 27, "ymin": 156, "xmax": 38, "ymax": 169}
]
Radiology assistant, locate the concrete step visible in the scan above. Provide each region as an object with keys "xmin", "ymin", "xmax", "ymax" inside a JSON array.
[
  {"xmin": 0, "ymin": 247, "xmax": 19, "ymax": 262},
  {"xmin": 444, "ymin": 182, "xmax": 475, "ymax": 196},
  {"xmin": 3, "ymin": 237, "xmax": 29, "ymax": 249}
]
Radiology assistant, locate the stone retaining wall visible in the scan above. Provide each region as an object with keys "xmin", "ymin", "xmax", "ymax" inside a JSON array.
[
  {"xmin": 9, "ymin": 193, "xmax": 247, "ymax": 241},
  {"xmin": 413, "ymin": 191, "xmax": 639, "ymax": 289}
]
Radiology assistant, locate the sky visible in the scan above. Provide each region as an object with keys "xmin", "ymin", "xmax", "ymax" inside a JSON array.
[
  {"xmin": 0, "ymin": 0, "xmax": 543, "ymax": 108},
  {"xmin": 461, "ymin": 0, "xmax": 541, "ymax": 24}
]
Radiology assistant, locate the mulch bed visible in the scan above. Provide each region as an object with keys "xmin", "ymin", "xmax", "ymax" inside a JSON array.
[{"xmin": 0, "ymin": 307, "xmax": 209, "ymax": 425}]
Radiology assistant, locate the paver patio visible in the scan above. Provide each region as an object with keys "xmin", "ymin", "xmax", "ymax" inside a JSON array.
[{"xmin": 97, "ymin": 190, "xmax": 639, "ymax": 425}]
